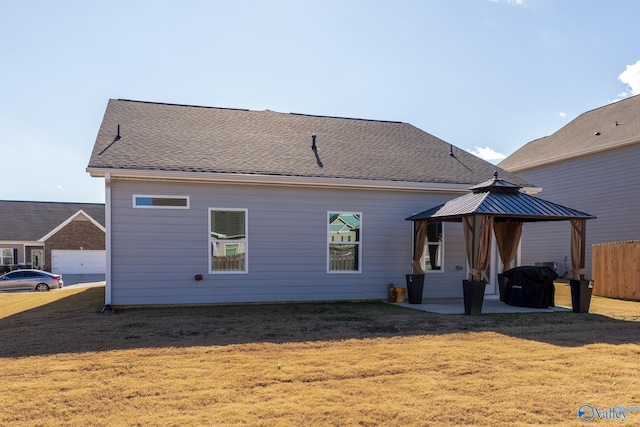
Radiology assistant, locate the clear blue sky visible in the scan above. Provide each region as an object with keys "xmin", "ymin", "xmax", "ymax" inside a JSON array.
[{"xmin": 3, "ymin": 0, "xmax": 640, "ymax": 203}]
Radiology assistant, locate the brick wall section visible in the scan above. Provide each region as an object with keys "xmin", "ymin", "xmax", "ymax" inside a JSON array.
[{"xmin": 43, "ymin": 219, "xmax": 105, "ymax": 271}]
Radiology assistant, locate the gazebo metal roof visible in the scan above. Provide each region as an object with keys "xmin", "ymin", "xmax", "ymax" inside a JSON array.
[{"xmin": 406, "ymin": 172, "xmax": 596, "ymax": 222}]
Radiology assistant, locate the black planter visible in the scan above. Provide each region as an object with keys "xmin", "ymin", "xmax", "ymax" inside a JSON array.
[
  {"xmin": 569, "ymin": 279, "xmax": 594, "ymax": 313},
  {"xmin": 405, "ymin": 274, "xmax": 425, "ymax": 304},
  {"xmin": 462, "ymin": 280, "xmax": 487, "ymax": 315}
]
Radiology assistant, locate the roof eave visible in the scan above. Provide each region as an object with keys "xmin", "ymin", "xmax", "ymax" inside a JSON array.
[
  {"xmin": 504, "ymin": 136, "xmax": 640, "ymax": 173},
  {"xmin": 0, "ymin": 240, "xmax": 43, "ymax": 245},
  {"xmin": 86, "ymin": 167, "xmax": 474, "ymax": 193},
  {"xmin": 490, "ymin": 213, "xmax": 597, "ymax": 222},
  {"xmin": 408, "ymin": 211, "xmax": 596, "ymax": 222}
]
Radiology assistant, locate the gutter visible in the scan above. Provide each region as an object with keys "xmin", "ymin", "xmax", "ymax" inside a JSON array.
[
  {"xmin": 86, "ymin": 167, "xmax": 475, "ymax": 193},
  {"xmin": 101, "ymin": 172, "xmax": 114, "ymax": 315}
]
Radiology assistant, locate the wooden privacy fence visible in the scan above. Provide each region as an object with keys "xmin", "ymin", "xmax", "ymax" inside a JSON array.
[
  {"xmin": 330, "ymin": 253, "xmax": 357, "ymax": 271},
  {"xmin": 211, "ymin": 254, "xmax": 245, "ymax": 271},
  {"xmin": 592, "ymin": 240, "xmax": 640, "ymax": 300}
]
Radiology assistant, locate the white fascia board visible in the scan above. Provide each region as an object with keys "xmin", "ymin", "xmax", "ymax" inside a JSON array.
[
  {"xmin": 0, "ymin": 241, "xmax": 42, "ymax": 246},
  {"xmin": 86, "ymin": 167, "xmax": 473, "ymax": 193},
  {"xmin": 39, "ymin": 210, "xmax": 106, "ymax": 242}
]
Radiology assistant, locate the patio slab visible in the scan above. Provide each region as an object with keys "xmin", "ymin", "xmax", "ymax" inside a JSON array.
[{"xmin": 387, "ymin": 298, "xmax": 572, "ymax": 315}]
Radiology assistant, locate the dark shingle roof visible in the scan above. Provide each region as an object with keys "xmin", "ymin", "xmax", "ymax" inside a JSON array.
[
  {"xmin": 0, "ymin": 201, "xmax": 105, "ymax": 241},
  {"xmin": 88, "ymin": 99, "xmax": 530, "ymax": 187},
  {"xmin": 499, "ymin": 94, "xmax": 640, "ymax": 172}
]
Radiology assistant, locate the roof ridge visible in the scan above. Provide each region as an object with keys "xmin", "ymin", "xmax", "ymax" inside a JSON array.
[
  {"xmin": 577, "ymin": 93, "xmax": 640, "ymax": 117},
  {"xmin": 288, "ymin": 112, "xmax": 404, "ymax": 124},
  {"xmin": 116, "ymin": 99, "xmax": 250, "ymax": 112},
  {"xmin": 114, "ymin": 99, "xmax": 404, "ymax": 124}
]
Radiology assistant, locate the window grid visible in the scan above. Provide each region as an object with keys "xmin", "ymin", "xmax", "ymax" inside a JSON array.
[
  {"xmin": 209, "ymin": 208, "xmax": 248, "ymax": 274},
  {"xmin": 133, "ymin": 195, "xmax": 190, "ymax": 209},
  {"xmin": 424, "ymin": 221, "xmax": 444, "ymax": 272},
  {"xmin": 328, "ymin": 212, "xmax": 362, "ymax": 273},
  {"xmin": 1, "ymin": 248, "xmax": 13, "ymax": 266}
]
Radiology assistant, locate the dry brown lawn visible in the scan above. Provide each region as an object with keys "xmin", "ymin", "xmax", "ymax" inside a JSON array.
[{"xmin": 1, "ymin": 284, "xmax": 639, "ymax": 426}]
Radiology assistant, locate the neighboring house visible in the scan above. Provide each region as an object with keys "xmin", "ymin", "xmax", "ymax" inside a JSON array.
[
  {"xmin": 87, "ymin": 99, "xmax": 533, "ymax": 306},
  {"xmin": 499, "ymin": 94, "xmax": 640, "ymax": 278},
  {"xmin": 0, "ymin": 201, "xmax": 106, "ymax": 274}
]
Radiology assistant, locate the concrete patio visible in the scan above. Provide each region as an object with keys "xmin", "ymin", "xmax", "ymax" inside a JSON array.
[{"xmin": 388, "ymin": 297, "xmax": 572, "ymax": 315}]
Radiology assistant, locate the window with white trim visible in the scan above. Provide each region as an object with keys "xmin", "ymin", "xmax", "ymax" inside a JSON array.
[
  {"xmin": 328, "ymin": 212, "xmax": 361, "ymax": 273},
  {"xmin": 209, "ymin": 209, "xmax": 247, "ymax": 273},
  {"xmin": 423, "ymin": 221, "xmax": 444, "ymax": 272},
  {"xmin": 133, "ymin": 195, "xmax": 190, "ymax": 209},
  {"xmin": 1, "ymin": 248, "xmax": 14, "ymax": 265}
]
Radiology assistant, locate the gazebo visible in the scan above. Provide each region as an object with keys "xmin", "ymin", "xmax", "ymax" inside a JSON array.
[{"xmin": 406, "ymin": 172, "xmax": 596, "ymax": 314}]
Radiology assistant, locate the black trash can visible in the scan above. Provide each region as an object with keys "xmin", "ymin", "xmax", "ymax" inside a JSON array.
[
  {"xmin": 569, "ymin": 279, "xmax": 594, "ymax": 313},
  {"xmin": 405, "ymin": 274, "xmax": 425, "ymax": 304}
]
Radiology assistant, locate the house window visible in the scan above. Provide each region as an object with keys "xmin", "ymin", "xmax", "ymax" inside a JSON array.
[
  {"xmin": 424, "ymin": 222, "xmax": 444, "ymax": 272},
  {"xmin": 209, "ymin": 209, "xmax": 247, "ymax": 273},
  {"xmin": 1, "ymin": 248, "xmax": 13, "ymax": 265},
  {"xmin": 328, "ymin": 212, "xmax": 361, "ymax": 273},
  {"xmin": 133, "ymin": 195, "xmax": 190, "ymax": 209}
]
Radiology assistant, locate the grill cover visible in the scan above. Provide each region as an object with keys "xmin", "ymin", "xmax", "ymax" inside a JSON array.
[{"xmin": 501, "ymin": 266, "xmax": 558, "ymax": 308}]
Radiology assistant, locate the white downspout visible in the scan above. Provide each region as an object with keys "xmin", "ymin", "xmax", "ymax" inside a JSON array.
[{"xmin": 102, "ymin": 172, "xmax": 114, "ymax": 313}]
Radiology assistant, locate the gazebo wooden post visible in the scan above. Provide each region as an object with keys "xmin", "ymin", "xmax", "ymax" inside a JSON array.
[
  {"xmin": 571, "ymin": 219, "xmax": 587, "ymax": 280},
  {"xmin": 580, "ymin": 227, "xmax": 586, "ymax": 280},
  {"xmin": 470, "ymin": 215, "xmax": 477, "ymax": 281},
  {"xmin": 462, "ymin": 216, "xmax": 477, "ymax": 281}
]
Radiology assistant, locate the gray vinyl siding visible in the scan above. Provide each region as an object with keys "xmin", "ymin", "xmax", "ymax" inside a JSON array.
[
  {"xmin": 514, "ymin": 142, "xmax": 640, "ymax": 278},
  {"xmin": 108, "ymin": 179, "xmax": 469, "ymax": 305}
]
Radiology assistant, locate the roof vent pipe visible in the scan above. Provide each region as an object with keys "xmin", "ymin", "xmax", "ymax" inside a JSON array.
[
  {"xmin": 98, "ymin": 124, "xmax": 122, "ymax": 155},
  {"xmin": 311, "ymin": 134, "xmax": 317, "ymax": 150}
]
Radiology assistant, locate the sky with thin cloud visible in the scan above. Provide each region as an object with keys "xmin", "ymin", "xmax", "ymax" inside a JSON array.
[
  {"xmin": 3, "ymin": 0, "xmax": 640, "ymax": 202},
  {"xmin": 617, "ymin": 60, "xmax": 640, "ymax": 97}
]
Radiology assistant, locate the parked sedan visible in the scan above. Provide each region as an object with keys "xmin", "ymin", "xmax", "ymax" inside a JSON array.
[{"xmin": 0, "ymin": 269, "xmax": 64, "ymax": 292}]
